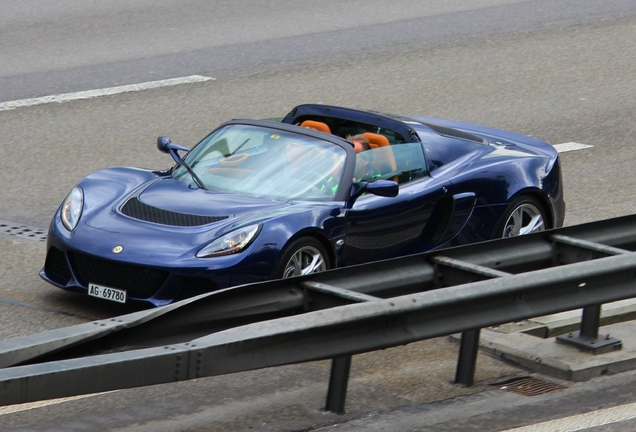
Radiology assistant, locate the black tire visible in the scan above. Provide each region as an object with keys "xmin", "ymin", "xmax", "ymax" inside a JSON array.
[
  {"xmin": 495, "ymin": 196, "xmax": 548, "ymax": 238},
  {"xmin": 274, "ymin": 237, "xmax": 330, "ymax": 279}
]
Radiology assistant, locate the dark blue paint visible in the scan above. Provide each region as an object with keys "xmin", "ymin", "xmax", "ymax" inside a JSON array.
[{"xmin": 40, "ymin": 105, "xmax": 565, "ymax": 306}]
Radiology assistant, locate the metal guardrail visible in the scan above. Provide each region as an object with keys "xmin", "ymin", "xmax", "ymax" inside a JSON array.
[{"xmin": 1, "ymin": 214, "xmax": 636, "ymax": 411}]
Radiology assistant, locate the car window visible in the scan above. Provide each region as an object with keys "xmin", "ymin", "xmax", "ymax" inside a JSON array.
[
  {"xmin": 174, "ymin": 124, "xmax": 346, "ymax": 201},
  {"xmin": 355, "ymin": 142, "xmax": 427, "ymax": 185}
]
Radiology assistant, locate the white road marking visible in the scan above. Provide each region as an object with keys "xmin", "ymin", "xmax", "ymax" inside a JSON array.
[
  {"xmin": 500, "ymin": 401, "xmax": 636, "ymax": 432},
  {"xmin": 553, "ymin": 142, "xmax": 593, "ymax": 153},
  {"xmin": 0, "ymin": 75, "xmax": 215, "ymax": 112},
  {"xmin": 0, "ymin": 391, "xmax": 116, "ymax": 416}
]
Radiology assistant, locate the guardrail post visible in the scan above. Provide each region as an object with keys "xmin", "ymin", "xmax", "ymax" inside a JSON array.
[
  {"xmin": 455, "ymin": 328, "xmax": 480, "ymax": 387},
  {"xmin": 580, "ymin": 305, "xmax": 601, "ymax": 339},
  {"xmin": 325, "ymin": 355, "xmax": 352, "ymax": 414},
  {"xmin": 556, "ymin": 305, "xmax": 622, "ymax": 353}
]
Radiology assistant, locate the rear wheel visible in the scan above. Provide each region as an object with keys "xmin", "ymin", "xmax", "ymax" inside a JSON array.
[
  {"xmin": 275, "ymin": 238, "xmax": 330, "ymax": 279},
  {"xmin": 496, "ymin": 196, "xmax": 548, "ymax": 238}
]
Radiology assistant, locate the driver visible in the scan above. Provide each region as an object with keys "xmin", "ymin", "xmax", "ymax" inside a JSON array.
[
  {"xmin": 347, "ymin": 135, "xmax": 380, "ymax": 182},
  {"xmin": 354, "ymin": 150, "xmax": 380, "ymax": 182},
  {"xmin": 346, "ymin": 134, "xmax": 371, "ymax": 153}
]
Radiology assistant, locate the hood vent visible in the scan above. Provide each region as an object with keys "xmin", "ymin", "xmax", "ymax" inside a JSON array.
[
  {"xmin": 421, "ymin": 122, "xmax": 484, "ymax": 143},
  {"xmin": 121, "ymin": 196, "xmax": 228, "ymax": 227}
]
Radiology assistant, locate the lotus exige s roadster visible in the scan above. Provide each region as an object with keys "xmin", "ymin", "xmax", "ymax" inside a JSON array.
[{"xmin": 40, "ymin": 104, "xmax": 565, "ymax": 306}]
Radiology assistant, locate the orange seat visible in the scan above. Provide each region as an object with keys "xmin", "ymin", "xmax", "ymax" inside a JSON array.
[
  {"xmin": 301, "ymin": 120, "xmax": 331, "ymax": 134},
  {"xmin": 362, "ymin": 132, "xmax": 390, "ymax": 149}
]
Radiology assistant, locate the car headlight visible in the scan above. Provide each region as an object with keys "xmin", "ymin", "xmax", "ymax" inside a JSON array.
[
  {"xmin": 61, "ymin": 186, "xmax": 84, "ymax": 231},
  {"xmin": 196, "ymin": 224, "xmax": 262, "ymax": 258}
]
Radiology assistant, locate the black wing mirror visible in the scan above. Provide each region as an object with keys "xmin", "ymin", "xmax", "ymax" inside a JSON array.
[
  {"xmin": 365, "ymin": 180, "xmax": 399, "ymax": 197},
  {"xmin": 347, "ymin": 180, "xmax": 399, "ymax": 208}
]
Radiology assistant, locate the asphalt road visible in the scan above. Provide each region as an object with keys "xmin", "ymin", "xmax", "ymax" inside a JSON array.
[{"xmin": 1, "ymin": 1, "xmax": 636, "ymax": 431}]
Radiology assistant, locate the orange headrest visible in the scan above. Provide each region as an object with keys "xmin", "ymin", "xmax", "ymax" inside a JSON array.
[
  {"xmin": 362, "ymin": 132, "xmax": 390, "ymax": 148},
  {"xmin": 301, "ymin": 120, "xmax": 331, "ymax": 134}
]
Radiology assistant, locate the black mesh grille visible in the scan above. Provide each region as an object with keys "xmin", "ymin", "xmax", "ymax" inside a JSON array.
[
  {"xmin": 69, "ymin": 252, "xmax": 169, "ymax": 298},
  {"xmin": 421, "ymin": 122, "xmax": 484, "ymax": 143},
  {"xmin": 121, "ymin": 196, "xmax": 228, "ymax": 227},
  {"xmin": 44, "ymin": 247, "xmax": 72, "ymax": 284},
  {"xmin": 174, "ymin": 276, "xmax": 218, "ymax": 301}
]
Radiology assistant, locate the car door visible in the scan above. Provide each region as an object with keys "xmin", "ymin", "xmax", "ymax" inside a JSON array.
[{"xmin": 339, "ymin": 176, "xmax": 454, "ymax": 266}]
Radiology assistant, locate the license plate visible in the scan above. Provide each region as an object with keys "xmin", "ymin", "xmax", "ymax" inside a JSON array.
[{"xmin": 88, "ymin": 283, "xmax": 127, "ymax": 303}]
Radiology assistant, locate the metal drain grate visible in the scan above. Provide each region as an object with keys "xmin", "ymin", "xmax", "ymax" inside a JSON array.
[
  {"xmin": 0, "ymin": 219, "xmax": 48, "ymax": 242},
  {"xmin": 492, "ymin": 376, "xmax": 567, "ymax": 396}
]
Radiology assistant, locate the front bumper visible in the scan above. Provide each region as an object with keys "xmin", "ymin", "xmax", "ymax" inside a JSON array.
[{"xmin": 40, "ymin": 222, "xmax": 275, "ymax": 307}]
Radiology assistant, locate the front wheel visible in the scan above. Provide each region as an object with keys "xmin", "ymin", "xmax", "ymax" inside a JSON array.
[
  {"xmin": 275, "ymin": 238, "xmax": 330, "ymax": 279},
  {"xmin": 496, "ymin": 196, "xmax": 548, "ymax": 238}
]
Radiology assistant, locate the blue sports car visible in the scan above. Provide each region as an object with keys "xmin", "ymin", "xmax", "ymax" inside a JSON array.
[{"xmin": 40, "ymin": 104, "xmax": 565, "ymax": 307}]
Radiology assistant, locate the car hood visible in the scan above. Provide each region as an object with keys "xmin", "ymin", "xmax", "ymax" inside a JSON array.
[
  {"xmin": 83, "ymin": 176, "xmax": 292, "ymax": 237},
  {"xmin": 74, "ymin": 174, "xmax": 321, "ymax": 262},
  {"xmin": 136, "ymin": 178, "xmax": 285, "ymax": 218}
]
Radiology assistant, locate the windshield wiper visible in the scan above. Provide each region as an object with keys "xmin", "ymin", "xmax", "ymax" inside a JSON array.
[
  {"xmin": 157, "ymin": 136, "xmax": 207, "ymax": 190},
  {"xmin": 176, "ymin": 158, "xmax": 207, "ymax": 190}
]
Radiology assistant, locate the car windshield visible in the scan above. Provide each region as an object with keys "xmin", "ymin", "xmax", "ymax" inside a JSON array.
[{"xmin": 172, "ymin": 124, "xmax": 347, "ymax": 201}]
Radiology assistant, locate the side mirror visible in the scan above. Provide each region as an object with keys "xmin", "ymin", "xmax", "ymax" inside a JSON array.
[
  {"xmin": 347, "ymin": 180, "xmax": 399, "ymax": 208},
  {"xmin": 157, "ymin": 136, "xmax": 190, "ymax": 164},
  {"xmin": 365, "ymin": 180, "xmax": 399, "ymax": 197},
  {"xmin": 157, "ymin": 136, "xmax": 173, "ymax": 153}
]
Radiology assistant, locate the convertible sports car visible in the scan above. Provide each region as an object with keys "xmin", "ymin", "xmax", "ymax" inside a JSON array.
[{"xmin": 40, "ymin": 104, "xmax": 565, "ymax": 307}]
